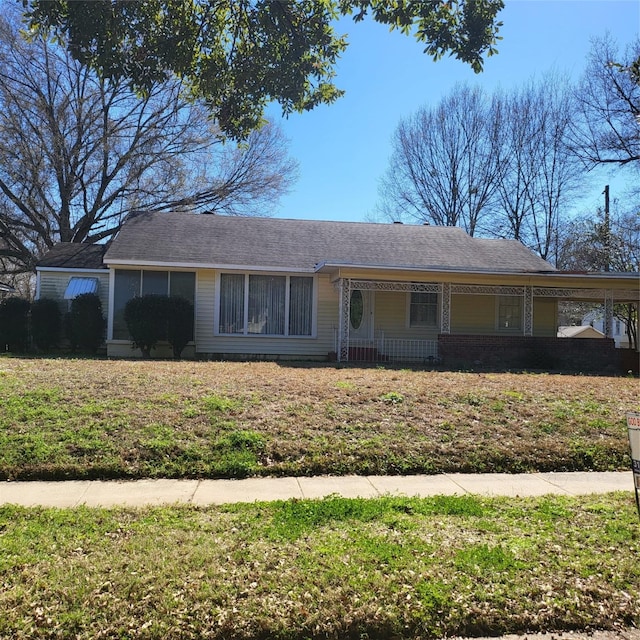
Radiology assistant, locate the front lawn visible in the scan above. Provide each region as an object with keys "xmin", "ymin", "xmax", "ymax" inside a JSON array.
[
  {"xmin": 0, "ymin": 358, "xmax": 637, "ymax": 480},
  {"xmin": 1, "ymin": 493, "xmax": 638, "ymax": 639}
]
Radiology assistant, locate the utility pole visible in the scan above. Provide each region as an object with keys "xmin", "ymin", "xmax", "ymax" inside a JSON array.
[{"xmin": 603, "ymin": 185, "xmax": 610, "ymax": 272}]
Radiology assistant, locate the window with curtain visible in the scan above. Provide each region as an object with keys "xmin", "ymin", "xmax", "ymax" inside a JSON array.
[
  {"xmin": 219, "ymin": 273, "xmax": 245, "ymax": 334},
  {"xmin": 289, "ymin": 276, "xmax": 313, "ymax": 336},
  {"xmin": 409, "ymin": 292, "xmax": 437, "ymax": 327},
  {"xmin": 218, "ymin": 273, "xmax": 313, "ymax": 336}
]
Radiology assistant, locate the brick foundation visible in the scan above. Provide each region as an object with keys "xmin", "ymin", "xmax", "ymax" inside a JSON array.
[{"xmin": 438, "ymin": 334, "xmax": 623, "ymax": 373}]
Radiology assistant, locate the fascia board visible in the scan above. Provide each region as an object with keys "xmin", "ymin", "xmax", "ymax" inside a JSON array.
[{"xmin": 104, "ymin": 259, "xmax": 315, "ymax": 273}]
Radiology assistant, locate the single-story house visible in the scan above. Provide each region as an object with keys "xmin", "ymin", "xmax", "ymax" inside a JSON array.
[
  {"xmin": 557, "ymin": 325, "xmax": 605, "ymax": 339},
  {"xmin": 581, "ymin": 309, "xmax": 632, "ymax": 349},
  {"xmin": 36, "ymin": 212, "xmax": 640, "ymax": 370}
]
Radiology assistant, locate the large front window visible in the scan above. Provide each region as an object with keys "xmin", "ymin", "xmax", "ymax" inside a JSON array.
[
  {"xmin": 113, "ymin": 269, "xmax": 196, "ymax": 339},
  {"xmin": 218, "ymin": 273, "xmax": 313, "ymax": 337}
]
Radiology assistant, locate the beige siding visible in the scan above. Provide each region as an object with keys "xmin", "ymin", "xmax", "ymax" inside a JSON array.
[
  {"xmin": 373, "ymin": 291, "xmax": 439, "ymax": 340},
  {"xmin": 38, "ymin": 270, "xmax": 110, "ymax": 317},
  {"xmin": 451, "ymin": 294, "xmax": 495, "ymax": 334},
  {"xmin": 450, "ymin": 293, "xmax": 558, "ymax": 336},
  {"xmin": 195, "ymin": 272, "xmax": 338, "ymax": 359},
  {"xmin": 533, "ymin": 298, "xmax": 557, "ymax": 336}
]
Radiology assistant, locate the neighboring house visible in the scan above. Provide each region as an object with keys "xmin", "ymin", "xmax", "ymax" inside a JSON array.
[
  {"xmin": 36, "ymin": 243, "xmax": 109, "ymax": 314},
  {"xmin": 582, "ymin": 309, "xmax": 633, "ymax": 349},
  {"xmin": 36, "ymin": 213, "xmax": 640, "ymax": 371},
  {"xmin": 557, "ymin": 325, "xmax": 605, "ymax": 339}
]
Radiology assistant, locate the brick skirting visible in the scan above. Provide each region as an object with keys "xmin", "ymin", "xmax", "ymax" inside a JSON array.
[{"xmin": 438, "ymin": 334, "xmax": 624, "ymax": 373}]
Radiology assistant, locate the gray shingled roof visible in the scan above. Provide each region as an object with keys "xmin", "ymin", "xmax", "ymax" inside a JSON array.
[
  {"xmin": 103, "ymin": 212, "xmax": 555, "ymax": 273},
  {"xmin": 37, "ymin": 243, "xmax": 107, "ymax": 269}
]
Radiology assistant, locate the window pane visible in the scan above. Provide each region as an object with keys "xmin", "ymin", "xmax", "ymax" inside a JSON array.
[
  {"xmin": 498, "ymin": 296, "xmax": 522, "ymax": 330},
  {"xmin": 248, "ymin": 275, "xmax": 285, "ymax": 335},
  {"xmin": 289, "ymin": 277, "xmax": 313, "ymax": 336},
  {"xmin": 113, "ymin": 270, "xmax": 141, "ymax": 339},
  {"xmin": 410, "ymin": 292, "xmax": 437, "ymax": 327},
  {"xmin": 219, "ymin": 274, "xmax": 244, "ymax": 334},
  {"xmin": 142, "ymin": 271, "xmax": 168, "ymax": 296},
  {"xmin": 170, "ymin": 272, "xmax": 195, "ymax": 305}
]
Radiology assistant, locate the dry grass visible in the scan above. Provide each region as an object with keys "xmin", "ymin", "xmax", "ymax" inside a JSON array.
[{"xmin": 0, "ymin": 357, "xmax": 637, "ymax": 479}]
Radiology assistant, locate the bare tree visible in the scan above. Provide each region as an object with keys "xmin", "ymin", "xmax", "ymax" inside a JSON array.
[
  {"xmin": 0, "ymin": 8, "xmax": 297, "ymax": 274},
  {"xmin": 558, "ymin": 205, "xmax": 639, "ymax": 349},
  {"xmin": 379, "ymin": 85, "xmax": 504, "ymax": 236},
  {"xmin": 570, "ymin": 35, "xmax": 640, "ymax": 169},
  {"xmin": 496, "ymin": 74, "xmax": 583, "ymax": 262}
]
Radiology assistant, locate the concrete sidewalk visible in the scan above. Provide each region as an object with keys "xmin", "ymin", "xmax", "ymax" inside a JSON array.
[{"xmin": 0, "ymin": 471, "xmax": 634, "ymax": 508}]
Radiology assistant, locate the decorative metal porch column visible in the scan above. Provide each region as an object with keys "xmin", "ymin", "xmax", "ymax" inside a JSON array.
[
  {"xmin": 337, "ymin": 278, "xmax": 351, "ymax": 362},
  {"xmin": 524, "ymin": 285, "xmax": 533, "ymax": 336},
  {"xmin": 603, "ymin": 290, "xmax": 614, "ymax": 338},
  {"xmin": 441, "ymin": 282, "xmax": 451, "ymax": 334}
]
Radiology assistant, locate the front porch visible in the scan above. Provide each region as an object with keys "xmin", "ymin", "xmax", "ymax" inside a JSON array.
[{"xmin": 334, "ymin": 276, "xmax": 639, "ymax": 371}]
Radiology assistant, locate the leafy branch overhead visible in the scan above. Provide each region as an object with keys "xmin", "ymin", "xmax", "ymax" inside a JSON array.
[{"xmin": 23, "ymin": 0, "xmax": 505, "ymax": 140}]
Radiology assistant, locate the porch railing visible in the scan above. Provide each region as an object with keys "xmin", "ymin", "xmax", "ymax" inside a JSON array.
[{"xmin": 337, "ymin": 332, "xmax": 439, "ymax": 364}]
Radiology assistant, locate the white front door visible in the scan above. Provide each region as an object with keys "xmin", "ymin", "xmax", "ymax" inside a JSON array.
[{"xmin": 349, "ymin": 289, "xmax": 374, "ymax": 341}]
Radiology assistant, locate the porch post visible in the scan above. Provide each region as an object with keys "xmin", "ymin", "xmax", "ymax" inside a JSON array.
[
  {"xmin": 523, "ymin": 285, "xmax": 533, "ymax": 336},
  {"xmin": 441, "ymin": 282, "xmax": 451, "ymax": 334},
  {"xmin": 604, "ymin": 290, "xmax": 614, "ymax": 338},
  {"xmin": 337, "ymin": 278, "xmax": 351, "ymax": 362}
]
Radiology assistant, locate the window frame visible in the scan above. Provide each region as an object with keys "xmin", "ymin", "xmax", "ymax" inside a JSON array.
[
  {"xmin": 111, "ymin": 268, "xmax": 196, "ymax": 341},
  {"xmin": 496, "ymin": 295, "xmax": 523, "ymax": 332},
  {"xmin": 406, "ymin": 291, "xmax": 439, "ymax": 329},
  {"xmin": 215, "ymin": 272, "xmax": 317, "ymax": 338}
]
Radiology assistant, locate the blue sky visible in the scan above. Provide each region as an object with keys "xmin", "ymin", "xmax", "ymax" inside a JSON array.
[{"xmin": 267, "ymin": 0, "xmax": 640, "ymax": 224}]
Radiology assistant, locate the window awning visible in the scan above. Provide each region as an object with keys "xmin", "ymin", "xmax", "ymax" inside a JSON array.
[{"xmin": 64, "ymin": 277, "xmax": 99, "ymax": 299}]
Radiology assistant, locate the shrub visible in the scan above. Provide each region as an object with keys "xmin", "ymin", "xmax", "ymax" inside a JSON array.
[
  {"xmin": 0, "ymin": 297, "xmax": 30, "ymax": 352},
  {"xmin": 68, "ymin": 293, "xmax": 105, "ymax": 354},
  {"xmin": 124, "ymin": 295, "xmax": 169, "ymax": 358},
  {"xmin": 166, "ymin": 296, "xmax": 194, "ymax": 359},
  {"xmin": 30, "ymin": 298, "xmax": 61, "ymax": 352}
]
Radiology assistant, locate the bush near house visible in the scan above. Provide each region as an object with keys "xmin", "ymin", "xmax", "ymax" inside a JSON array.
[
  {"xmin": 166, "ymin": 295, "xmax": 195, "ymax": 359},
  {"xmin": 0, "ymin": 296, "xmax": 30, "ymax": 352},
  {"xmin": 124, "ymin": 294, "xmax": 194, "ymax": 359},
  {"xmin": 67, "ymin": 293, "xmax": 105, "ymax": 354},
  {"xmin": 30, "ymin": 297, "xmax": 61, "ymax": 353}
]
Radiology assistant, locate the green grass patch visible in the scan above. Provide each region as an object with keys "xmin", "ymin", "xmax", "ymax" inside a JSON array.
[{"xmin": 0, "ymin": 494, "xmax": 638, "ymax": 639}]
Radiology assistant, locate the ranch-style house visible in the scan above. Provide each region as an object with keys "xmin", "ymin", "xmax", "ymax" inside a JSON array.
[{"xmin": 36, "ymin": 212, "xmax": 639, "ymax": 371}]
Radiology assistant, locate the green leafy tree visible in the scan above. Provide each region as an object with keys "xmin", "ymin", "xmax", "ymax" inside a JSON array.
[{"xmin": 24, "ymin": 0, "xmax": 504, "ymax": 140}]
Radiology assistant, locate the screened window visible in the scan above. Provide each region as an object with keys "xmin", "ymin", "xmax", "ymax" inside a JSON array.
[
  {"xmin": 497, "ymin": 296, "xmax": 522, "ymax": 330},
  {"xmin": 112, "ymin": 269, "xmax": 195, "ymax": 340},
  {"xmin": 409, "ymin": 292, "xmax": 437, "ymax": 327},
  {"xmin": 218, "ymin": 274, "xmax": 313, "ymax": 337}
]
